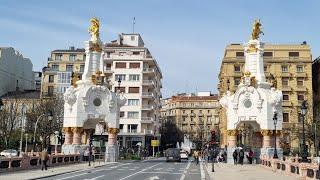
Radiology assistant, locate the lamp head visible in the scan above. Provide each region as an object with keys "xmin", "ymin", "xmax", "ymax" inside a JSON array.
[{"xmin": 301, "ymin": 100, "xmax": 307, "ymax": 115}]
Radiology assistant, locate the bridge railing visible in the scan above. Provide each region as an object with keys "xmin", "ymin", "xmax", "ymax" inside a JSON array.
[
  {"xmin": 260, "ymin": 155, "xmax": 319, "ymax": 179},
  {"xmin": 0, "ymin": 153, "xmax": 81, "ymax": 172}
]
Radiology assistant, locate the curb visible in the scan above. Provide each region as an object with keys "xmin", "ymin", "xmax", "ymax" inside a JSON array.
[{"xmin": 28, "ymin": 162, "xmax": 116, "ymax": 180}]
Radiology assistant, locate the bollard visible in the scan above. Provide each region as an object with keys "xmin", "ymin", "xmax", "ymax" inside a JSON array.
[{"xmin": 212, "ymin": 159, "xmax": 215, "ymax": 172}]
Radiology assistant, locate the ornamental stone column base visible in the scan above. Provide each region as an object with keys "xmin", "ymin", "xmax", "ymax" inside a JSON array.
[
  {"xmin": 105, "ymin": 128, "xmax": 119, "ymax": 162},
  {"xmin": 227, "ymin": 130, "xmax": 238, "ymax": 164},
  {"xmin": 260, "ymin": 130, "xmax": 283, "ymax": 159},
  {"xmin": 72, "ymin": 127, "xmax": 83, "ymax": 145}
]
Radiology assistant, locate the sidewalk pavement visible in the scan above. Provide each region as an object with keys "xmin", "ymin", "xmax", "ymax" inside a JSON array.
[
  {"xmin": 204, "ymin": 162, "xmax": 299, "ymax": 180},
  {"xmin": 0, "ymin": 161, "xmax": 116, "ymax": 180}
]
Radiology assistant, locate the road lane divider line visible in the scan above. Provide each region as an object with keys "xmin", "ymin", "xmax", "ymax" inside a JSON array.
[
  {"xmin": 55, "ymin": 172, "xmax": 88, "ymax": 180},
  {"xmin": 83, "ymin": 175, "xmax": 105, "ymax": 180},
  {"xmin": 92, "ymin": 163, "xmax": 132, "ymax": 172},
  {"xmin": 180, "ymin": 160, "xmax": 191, "ymax": 180},
  {"xmin": 200, "ymin": 160, "xmax": 206, "ymax": 180},
  {"xmin": 119, "ymin": 163, "xmax": 162, "ymax": 180}
]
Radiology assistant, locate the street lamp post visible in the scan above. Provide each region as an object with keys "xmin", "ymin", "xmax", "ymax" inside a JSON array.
[
  {"xmin": 32, "ymin": 111, "xmax": 53, "ymax": 153},
  {"xmin": 19, "ymin": 104, "xmax": 27, "ymax": 157},
  {"xmin": 301, "ymin": 100, "xmax": 308, "ymax": 163},
  {"xmin": 273, "ymin": 112, "xmax": 278, "ymax": 159}
]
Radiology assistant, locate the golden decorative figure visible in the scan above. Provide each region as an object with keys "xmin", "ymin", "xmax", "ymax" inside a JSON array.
[
  {"xmin": 248, "ymin": 44, "xmax": 258, "ymax": 53},
  {"xmin": 244, "ymin": 71, "xmax": 251, "ymax": 77},
  {"xmin": 251, "ymin": 19, "xmax": 264, "ymax": 40},
  {"xmin": 89, "ymin": 17, "xmax": 100, "ymax": 42},
  {"xmin": 261, "ymin": 129, "xmax": 273, "ymax": 136},
  {"xmin": 91, "ymin": 74, "xmax": 97, "ymax": 85},
  {"xmin": 250, "ymin": 76, "xmax": 257, "ymax": 87},
  {"xmin": 62, "ymin": 127, "xmax": 72, "ymax": 133},
  {"xmin": 108, "ymin": 128, "xmax": 120, "ymax": 134},
  {"xmin": 71, "ymin": 72, "xmax": 80, "ymax": 87},
  {"xmin": 227, "ymin": 129, "xmax": 238, "ymax": 136},
  {"xmin": 71, "ymin": 127, "xmax": 84, "ymax": 134}
]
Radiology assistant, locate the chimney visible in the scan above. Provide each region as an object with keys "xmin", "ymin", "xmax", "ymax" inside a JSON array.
[{"xmin": 69, "ymin": 46, "xmax": 75, "ymax": 50}]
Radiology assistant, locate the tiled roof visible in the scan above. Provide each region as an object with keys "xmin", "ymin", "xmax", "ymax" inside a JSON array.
[
  {"xmin": 171, "ymin": 95, "xmax": 218, "ymax": 101},
  {"xmin": 52, "ymin": 48, "xmax": 85, "ymax": 53}
]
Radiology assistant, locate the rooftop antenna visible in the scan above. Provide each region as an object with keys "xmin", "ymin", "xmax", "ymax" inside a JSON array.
[{"xmin": 132, "ymin": 17, "xmax": 136, "ymax": 34}]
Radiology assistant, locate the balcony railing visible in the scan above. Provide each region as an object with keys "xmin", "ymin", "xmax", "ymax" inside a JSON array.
[
  {"xmin": 142, "ymin": 105, "xmax": 154, "ymax": 110},
  {"xmin": 142, "ymin": 80, "xmax": 155, "ymax": 86},
  {"xmin": 143, "ymin": 68, "xmax": 155, "ymax": 73},
  {"xmin": 142, "ymin": 92, "xmax": 154, "ymax": 98}
]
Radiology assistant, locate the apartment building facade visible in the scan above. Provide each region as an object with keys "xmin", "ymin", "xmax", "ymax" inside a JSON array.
[
  {"xmin": 160, "ymin": 92, "xmax": 220, "ymax": 146},
  {"xmin": 103, "ymin": 33, "xmax": 162, "ymax": 149},
  {"xmin": 218, "ymin": 43, "xmax": 313, "ymax": 152},
  {"xmin": 0, "ymin": 47, "xmax": 35, "ymax": 96},
  {"xmin": 41, "ymin": 47, "xmax": 85, "ymax": 98}
]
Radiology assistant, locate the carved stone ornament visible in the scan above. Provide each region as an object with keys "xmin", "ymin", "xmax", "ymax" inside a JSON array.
[
  {"xmin": 71, "ymin": 127, "xmax": 84, "ymax": 134},
  {"xmin": 62, "ymin": 127, "xmax": 72, "ymax": 133},
  {"xmin": 261, "ymin": 129, "xmax": 273, "ymax": 136},
  {"xmin": 64, "ymin": 86, "xmax": 77, "ymax": 108},
  {"xmin": 227, "ymin": 129, "xmax": 238, "ymax": 136},
  {"xmin": 108, "ymin": 128, "xmax": 120, "ymax": 134},
  {"xmin": 89, "ymin": 43, "xmax": 102, "ymax": 52}
]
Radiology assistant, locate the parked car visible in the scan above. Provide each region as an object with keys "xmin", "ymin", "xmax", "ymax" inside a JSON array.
[
  {"xmin": 180, "ymin": 150, "xmax": 188, "ymax": 160},
  {"xmin": 165, "ymin": 148, "xmax": 181, "ymax": 162},
  {"xmin": 0, "ymin": 149, "xmax": 18, "ymax": 157}
]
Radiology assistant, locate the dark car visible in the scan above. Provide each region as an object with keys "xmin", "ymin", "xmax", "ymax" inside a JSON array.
[{"xmin": 165, "ymin": 148, "xmax": 181, "ymax": 162}]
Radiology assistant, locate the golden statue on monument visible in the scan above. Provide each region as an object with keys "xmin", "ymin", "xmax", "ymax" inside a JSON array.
[
  {"xmin": 89, "ymin": 17, "xmax": 100, "ymax": 42},
  {"xmin": 251, "ymin": 19, "xmax": 264, "ymax": 40}
]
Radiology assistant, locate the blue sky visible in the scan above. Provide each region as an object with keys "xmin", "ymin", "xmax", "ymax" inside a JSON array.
[{"xmin": 0, "ymin": 0, "xmax": 319, "ymax": 97}]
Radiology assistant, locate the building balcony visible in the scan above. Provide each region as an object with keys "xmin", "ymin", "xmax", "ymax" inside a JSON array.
[
  {"xmin": 143, "ymin": 129, "xmax": 154, "ymax": 135},
  {"xmin": 295, "ymin": 72, "xmax": 307, "ymax": 77},
  {"xmin": 234, "ymin": 71, "xmax": 242, "ymax": 77},
  {"xmin": 142, "ymin": 92, "xmax": 154, "ymax": 98},
  {"xmin": 296, "ymin": 86, "xmax": 307, "ymax": 92},
  {"xmin": 141, "ymin": 117, "xmax": 154, "ymax": 123},
  {"xmin": 104, "ymin": 67, "xmax": 113, "ymax": 74},
  {"xmin": 281, "ymin": 72, "xmax": 293, "ymax": 77},
  {"xmin": 142, "ymin": 68, "xmax": 155, "ymax": 74},
  {"xmin": 281, "ymin": 86, "xmax": 292, "ymax": 92},
  {"xmin": 182, "ymin": 113, "xmax": 188, "ymax": 117},
  {"xmin": 142, "ymin": 80, "xmax": 155, "ymax": 86},
  {"xmin": 141, "ymin": 105, "xmax": 154, "ymax": 110},
  {"xmin": 282, "ymin": 101, "xmax": 293, "ymax": 107}
]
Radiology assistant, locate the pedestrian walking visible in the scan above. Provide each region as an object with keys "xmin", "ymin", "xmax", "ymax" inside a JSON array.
[
  {"xmin": 239, "ymin": 149, "xmax": 244, "ymax": 165},
  {"xmin": 193, "ymin": 150, "xmax": 199, "ymax": 165},
  {"xmin": 247, "ymin": 149, "xmax": 254, "ymax": 164},
  {"xmin": 233, "ymin": 149, "xmax": 238, "ymax": 165},
  {"xmin": 40, "ymin": 148, "xmax": 49, "ymax": 171}
]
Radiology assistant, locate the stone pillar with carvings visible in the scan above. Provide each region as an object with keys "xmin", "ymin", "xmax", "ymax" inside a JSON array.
[
  {"xmin": 63, "ymin": 127, "xmax": 73, "ymax": 145},
  {"xmin": 261, "ymin": 129, "xmax": 272, "ymax": 148},
  {"xmin": 105, "ymin": 128, "xmax": 120, "ymax": 162},
  {"xmin": 72, "ymin": 127, "xmax": 83, "ymax": 145},
  {"xmin": 227, "ymin": 130, "xmax": 238, "ymax": 148}
]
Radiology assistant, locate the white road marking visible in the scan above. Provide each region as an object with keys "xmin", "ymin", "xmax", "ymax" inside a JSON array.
[
  {"xmin": 146, "ymin": 176, "xmax": 160, "ymax": 180},
  {"xmin": 141, "ymin": 172, "xmax": 182, "ymax": 175},
  {"xmin": 92, "ymin": 163, "xmax": 131, "ymax": 172},
  {"xmin": 200, "ymin": 160, "xmax": 206, "ymax": 180},
  {"xmin": 119, "ymin": 163, "xmax": 162, "ymax": 180},
  {"xmin": 84, "ymin": 175, "xmax": 105, "ymax": 180},
  {"xmin": 56, "ymin": 172, "xmax": 88, "ymax": 180},
  {"xmin": 180, "ymin": 161, "xmax": 191, "ymax": 180}
]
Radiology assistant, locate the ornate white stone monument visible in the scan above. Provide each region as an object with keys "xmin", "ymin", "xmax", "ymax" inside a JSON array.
[
  {"xmin": 220, "ymin": 20, "xmax": 283, "ymax": 163},
  {"xmin": 61, "ymin": 18, "xmax": 126, "ymax": 162}
]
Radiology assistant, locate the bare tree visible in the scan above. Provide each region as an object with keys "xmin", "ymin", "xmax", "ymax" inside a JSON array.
[
  {"xmin": 26, "ymin": 96, "xmax": 64, "ymax": 148},
  {"xmin": 0, "ymin": 97, "xmax": 23, "ymax": 149}
]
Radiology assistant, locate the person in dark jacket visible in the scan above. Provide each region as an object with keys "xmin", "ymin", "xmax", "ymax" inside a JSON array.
[
  {"xmin": 40, "ymin": 148, "xmax": 49, "ymax": 171},
  {"xmin": 233, "ymin": 149, "xmax": 238, "ymax": 165},
  {"xmin": 239, "ymin": 149, "xmax": 244, "ymax": 165}
]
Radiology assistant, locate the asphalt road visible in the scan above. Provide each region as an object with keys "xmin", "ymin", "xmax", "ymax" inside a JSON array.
[{"xmin": 40, "ymin": 158, "xmax": 207, "ymax": 180}]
